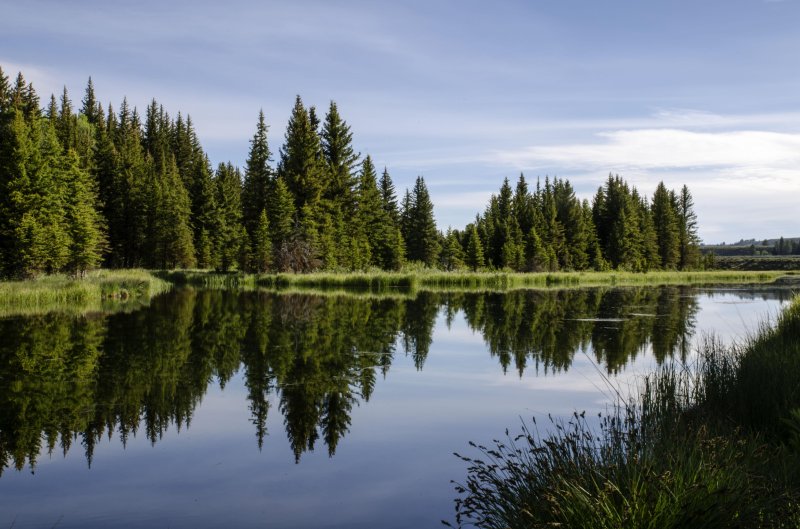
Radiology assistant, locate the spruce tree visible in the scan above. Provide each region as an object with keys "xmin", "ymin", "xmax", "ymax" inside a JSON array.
[
  {"xmin": 379, "ymin": 167, "xmax": 400, "ymax": 223},
  {"xmin": 80, "ymin": 77, "xmax": 100, "ymax": 125},
  {"xmin": 62, "ymin": 149, "xmax": 106, "ymax": 276},
  {"xmin": 268, "ymin": 175, "xmax": 296, "ymax": 258},
  {"xmin": 651, "ymin": 182, "xmax": 679, "ymax": 269},
  {"xmin": 279, "ymin": 96, "xmax": 324, "ymax": 215},
  {"xmin": 214, "ymin": 163, "xmax": 244, "ymax": 271},
  {"xmin": 465, "ymin": 223, "xmax": 485, "ymax": 271},
  {"xmin": 252, "ymin": 209, "xmax": 272, "ymax": 273},
  {"xmin": 404, "ymin": 177, "xmax": 440, "ymax": 266},
  {"xmin": 242, "ymin": 110, "xmax": 273, "ymax": 238},
  {"xmin": 440, "ymin": 228, "xmax": 465, "ymax": 271},
  {"xmin": 320, "ymin": 101, "xmax": 359, "ymax": 208},
  {"xmin": 677, "ymin": 185, "xmax": 700, "ymax": 269}
]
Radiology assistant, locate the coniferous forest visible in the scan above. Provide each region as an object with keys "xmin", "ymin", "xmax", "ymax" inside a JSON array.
[{"xmin": 0, "ymin": 67, "xmax": 701, "ymax": 279}]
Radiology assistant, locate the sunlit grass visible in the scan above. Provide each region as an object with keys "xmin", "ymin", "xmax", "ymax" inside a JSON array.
[
  {"xmin": 157, "ymin": 269, "xmax": 788, "ymax": 293},
  {"xmin": 0, "ymin": 269, "xmax": 171, "ymax": 316},
  {"xmin": 0, "ymin": 268, "xmax": 789, "ymax": 316}
]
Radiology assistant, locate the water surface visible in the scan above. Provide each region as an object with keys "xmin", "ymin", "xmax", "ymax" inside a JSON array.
[{"xmin": 0, "ymin": 285, "xmax": 792, "ymax": 528}]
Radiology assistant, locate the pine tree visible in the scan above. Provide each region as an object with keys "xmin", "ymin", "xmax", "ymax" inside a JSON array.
[
  {"xmin": 464, "ymin": 223, "xmax": 485, "ymax": 271},
  {"xmin": 7, "ymin": 114, "xmax": 71, "ymax": 276},
  {"xmin": 252, "ymin": 209, "xmax": 272, "ymax": 273},
  {"xmin": 108, "ymin": 98, "xmax": 149, "ymax": 267},
  {"xmin": 214, "ymin": 163, "xmax": 244, "ymax": 271},
  {"xmin": 279, "ymin": 96, "xmax": 324, "ymax": 215},
  {"xmin": 677, "ymin": 185, "xmax": 700, "ymax": 269},
  {"xmin": 57, "ymin": 86, "xmax": 77, "ymax": 152},
  {"xmin": 379, "ymin": 167, "xmax": 399, "ymax": 223},
  {"xmin": 146, "ymin": 156, "xmax": 195, "ymax": 269},
  {"xmin": 651, "ymin": 182, "xmax": 679, "ymax": 269},
  {"xmin": 267, "ymin": 176, "xmax": 296, "ymax": 253},
  {"xmin": 62, "ymin": 149, "xmax": 106, "ymax": 276},
  {"xmin": 440, "ymin": 228, "xmax": 465, "ymax": 271},
  {"xmin": 403, "ymin": 177, "xmax": 440, "ymax": 266},
  {"xmin": 320, "ymin": 101, "xmax": 359, "ymax": 208},
  {"xmin": 80, "ymin": 77, "xmax": 100, "ymax": 125},
  {"xmin": 242, "ymin": 110, "xmax": 273, "ymax": 239}
]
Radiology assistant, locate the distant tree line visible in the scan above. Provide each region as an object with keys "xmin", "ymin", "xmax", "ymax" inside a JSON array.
[
  {"xmin": 455, "ymin": 175, "xmax": 701, "ymax": 272},
  {"xmin": 0, "ymin": 67, "xmax": 701, "ymax": 278}
]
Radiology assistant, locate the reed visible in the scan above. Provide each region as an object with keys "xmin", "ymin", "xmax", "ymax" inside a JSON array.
[{"xmin": 448, "ymin": 296, "xmax": 800, "ymax": 528}]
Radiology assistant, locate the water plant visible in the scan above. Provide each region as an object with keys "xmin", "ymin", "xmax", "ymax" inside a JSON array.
[{"xmin": 447, "ymin": 296, "xmax": 800, "ymax": 528}]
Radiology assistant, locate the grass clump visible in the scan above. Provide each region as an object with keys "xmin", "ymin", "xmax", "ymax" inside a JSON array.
[
  {"xmin": 0, "ymin": 269, "xmax": 171, "ymax": 316},
  {"xmin": 448, "ymin": 296, "xmax": 800, "ymax": 528}
]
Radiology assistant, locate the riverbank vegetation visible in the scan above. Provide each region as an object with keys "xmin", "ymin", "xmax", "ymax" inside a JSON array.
[
  {"xmin": 163, "ymin": 268, "xmax": 788, "ymax": 292},
  {"xmin": 448, "ymin": 296, "xmax": 800, "ymax": 528},
  {"xmin": 0, "ymin": 268, "xmax": 790, "ymax": 316},
  {"xmin": 1, "ymin": 66, "xmax": 705, "ymax": 281},
  {"xmin": 0, "ymin": 269, "xmax": 170, "ymax": 316}
]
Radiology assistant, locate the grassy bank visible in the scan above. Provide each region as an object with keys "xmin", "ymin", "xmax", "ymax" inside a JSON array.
[
  {"xmin": 448, "ymin": 296, "xmax": 800, "ymax": 528},
  {"xmin": 0, "ymin": 268, "xmax": 791, "ymax": 316},
  {"xmin": 161, "ymin": 269, "xmax": 789, "ymax": 293},
  {"xmin": 0, "ymin": 270, "xmax": 171, "ymax": 316}
]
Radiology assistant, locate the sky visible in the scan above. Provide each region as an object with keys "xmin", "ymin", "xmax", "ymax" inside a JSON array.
[{"xmin": 2, "ymin": 0, "xmax": 799, "ymax": 243}]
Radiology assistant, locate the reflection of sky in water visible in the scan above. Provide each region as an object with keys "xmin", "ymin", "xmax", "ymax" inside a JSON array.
[{"xmin": 0, "ymin": 286, "xmax": 792, "ymax": 528}]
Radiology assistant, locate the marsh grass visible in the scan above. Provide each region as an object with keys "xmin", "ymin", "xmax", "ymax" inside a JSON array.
[
  {"xmin": 0, "ymin": 269, "xmax": 171, "ymax": 316},
  {"xmin": 448, "ymin": 296, "xmax": 800, "ymax": 528},
  {"xmin": 0, "ymin": 268, "xmax": 788, "ymax": 316},
  {"xmin": 155, "ymin": 269, "xmax": 786, "ymax": 294}
]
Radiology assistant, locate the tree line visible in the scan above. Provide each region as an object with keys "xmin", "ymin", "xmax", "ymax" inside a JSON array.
[{"xmin": 0, "ymin": 67, "xmax": 701, "ymax": 278}]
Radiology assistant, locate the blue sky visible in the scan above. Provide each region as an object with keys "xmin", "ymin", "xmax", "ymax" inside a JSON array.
[{"xmin": 3, "ymin": 0, "xmax": 799, "ymax": 242}]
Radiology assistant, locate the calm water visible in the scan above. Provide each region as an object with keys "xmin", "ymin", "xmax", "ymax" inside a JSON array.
[{"xmin": 0, "ymin": 285, "xmax": 794, "ymax": 528}]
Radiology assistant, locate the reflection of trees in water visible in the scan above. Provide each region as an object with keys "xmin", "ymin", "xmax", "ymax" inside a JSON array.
[
  {"xmin": 0, "ymin": 286, "xmax": 700, "ymax": 472},
  {"xmin": 448, "ymin": 287, "xmax": 697, "ymax": 375}
]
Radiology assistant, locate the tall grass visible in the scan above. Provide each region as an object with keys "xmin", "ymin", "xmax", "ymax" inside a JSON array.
[
  {"xmin": 448, "ymin": 296, "xmax": 800, "ymax": 528},
  {"xmin": 155, "ymin": 269, "xmax": 787, "ymax": 294},
  {"xmin": 0, "ymin": 269, "xmax": 171, "ymax": 316}
]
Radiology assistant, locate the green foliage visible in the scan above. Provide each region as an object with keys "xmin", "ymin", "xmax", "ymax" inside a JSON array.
[
  {"xmin": 242, "ymin": 109, "xmax": 272, "ymax": 239},
  {"xmin": 440, "ymin": 229, "xmax": 466, "ymax": 271},
  {"xmin": 214, "ymin": 163, "xmax": 244, "ymax": 271},
  {"xmin": 402, "ymin": 177, "xmax": 440, "ymax": 266},
  {"xmin": 449, "ymin": 296, "xmax": 800, "ymax": 529},
  {"xmin": 652, "ymin": 182, "xmax": 680, "ymax": 269},
  {"xmin": 279, "ymin": 96, "xmax": 324, "ymax": 214},
  {"xmin": 252, "ymin": 209, "xmax": 272, "ymax": 273},
  {"xmin": 0, "ymin": 67, "xmax": 710, "ymax": 278},
  {"xmin": 465, "ymin": 224, "xmax": 485, "ymax": 271}
]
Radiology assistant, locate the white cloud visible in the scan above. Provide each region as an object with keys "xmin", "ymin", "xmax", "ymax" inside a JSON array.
[{"xmin": 491, "ymin": 129, "xmax": 800, "ymax": 173}]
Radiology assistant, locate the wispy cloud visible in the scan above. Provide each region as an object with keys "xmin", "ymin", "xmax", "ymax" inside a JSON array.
[{"xmin": 491, "ymin": 129, "xmax": 800, "ymax": 173}]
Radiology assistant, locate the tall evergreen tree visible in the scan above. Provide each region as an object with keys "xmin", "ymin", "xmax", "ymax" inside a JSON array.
[
  {"xmin": 252, "ymin": 209, "xmax": 272, "ymax": 273},
  {"xmin": 62, "ymin": 149, "xmax": 106, "ymax": 276},
  {"xmin": 80, "ymin": 77, "xmax": 100, "ymax": 125},
  {"xmin": 403, "ymin": 177, "xmax": 440, "ymax": 266},
  {"xmin": 440, "ymin": 228, "xmax": 465, "ymax": 271},
  {"xmin": 379, "ymin": 167, "xmax": 399, "ymax": 223},
  {"xmin": 651, "ymin": 182, "xmax": 680, "ymax": 269},
  {"xmin": 677, "ymin": 185, "xmax": 700, "ymax": 269},
  {"xmin": 267, "ymin": 176, "xmax": 296, "ymax": 256},
  {"xmin": 214, "ymin": 163, "xmax": 244, "ymax": 271},
  {"xmin": 279, "ymin": 96, "xmax": 324, "ymax": 215},
  {"xmin": 464, "ymin": 223, "xmax": 485, "ymax": 271},
  {"xmin": 320, "ymin": 101, "xmax": 359, "ymax": 208},
  {"xmin": 242, "ymin": 110, "xmax": 273, "ymax": 239}
]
